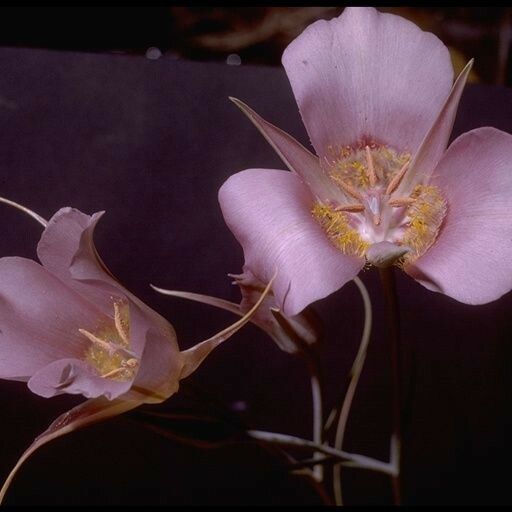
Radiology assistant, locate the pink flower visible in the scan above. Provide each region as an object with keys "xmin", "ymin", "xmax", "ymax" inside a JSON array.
[
  {"xmin": 0, "ymin": 207, "xmax": 271, "ymax": 501},
  {"xmin": 219, "ymin": 7, "xmax": 512, "ymax": 316}
]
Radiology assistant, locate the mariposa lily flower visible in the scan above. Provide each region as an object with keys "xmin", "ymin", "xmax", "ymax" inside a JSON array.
[
  {"xmin": 218, "ymin": 6, "xmax": 512, "ymax": 316},
  {"xmin": 0, "ymin": 206, "xmax": 272, "ymax": 502},
  {"xmin": 152, "ymin": 267, "xmax": 320, "ymax": 354}
]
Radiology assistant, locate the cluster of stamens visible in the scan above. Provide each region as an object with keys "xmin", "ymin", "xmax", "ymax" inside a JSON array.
[
  {"xmin": 312, "ymin": 142, "xmax": 447, "ymax": 265},
  {"xmin": 79, "ymin": 298, "xmax": 139, "ymax": 381}
]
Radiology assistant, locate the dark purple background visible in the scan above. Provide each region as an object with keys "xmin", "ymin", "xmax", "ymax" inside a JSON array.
[{"xmin": 0, "ymin": 47, "xmax": 511, "ymax": 505}]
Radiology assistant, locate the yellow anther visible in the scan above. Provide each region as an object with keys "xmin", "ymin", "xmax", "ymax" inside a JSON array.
[
  {"xmin": 386, "ymin": 160, "xmax": 410, "ymax": 196},
  {"xmin": 365, "ymin": 145, "xmax": 377, "ymax": 187},
  {"xmin": 388, "ymin": 197, "xmax": 416, "ymax": 208},
  {"xmin": 337, "ymin": 180, "xmax": 364, "ymax": 202},
  {"xmin": 334, "ymin": 203, "xmax": 365, "ymax": 213},
  {"xmin": 78, "ymin": 328, "xmax": 112, "ymax": 353},
  {"xmin": 113, "ymin": 301, "xmax": 130, "ymax": 346}
]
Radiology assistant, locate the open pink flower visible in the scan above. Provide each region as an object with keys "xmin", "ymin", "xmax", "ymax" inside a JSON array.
[
  {"xmin": 0, "ymin": 206, "xmax": 271, "ymax": 501},
  {"xmin": 219, "ymin": 7, "xmax": 512, "ymax": 316}
]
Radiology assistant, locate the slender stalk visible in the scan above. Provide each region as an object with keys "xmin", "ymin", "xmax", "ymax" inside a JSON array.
[
  {"xmin": 310, "ymin": 368, "xmax": 324, "ymax": 482},
  {"xmin": 287, "ymin": 455, "xmax": 336, "ymax": 471},
  {"xmin": 247, "ymin": 430, "xmax": 396, "ymax": 476},
  {"xmin": 379, "ymin": 267, "xmax": 402, "ymax": 505},
  {"xmin": 332, "ymin": 276, "xmax": 373, "ymax": 505},
  {"xmin": 0, "ymin": 196, "xmax": 48, "ymax": 227}
]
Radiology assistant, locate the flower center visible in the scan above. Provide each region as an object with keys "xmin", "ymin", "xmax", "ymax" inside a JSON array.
[
  {"xmin": 312, "ymin": 143, "xmax": 447, "ymax": 265},
  {"xmin": 79, "ymin": 298, "xmax": 139, "ymax": 381}
]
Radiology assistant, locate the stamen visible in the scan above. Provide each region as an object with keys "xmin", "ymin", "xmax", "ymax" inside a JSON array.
[
  {"xmin": 312, "ymin": 203, "xmax": 369, "ymax": 257},
  {"xmin": 386, "ymin": 160, "xmax": 410, "ymax": 196},
  {"xmin": 80, "ymin": 300, "xmax": 139, "ymax": 382},
  {"xmin": 373, "ymin": 214, "xmax": 381, "ymax": 226},
  {"xmin": 78, "ymin": 328, "xmax": 113, "ymax": 353},
  {"xmin": 337, "ymin": 180, "xmax": 364, "ymax": 202},
  {"xmin": 334, "ymin": 203, "xmax": 365, "ymax": 213},
  {"xmin": 365, "ymin": 145, "xmax": 377, "ymax": 187},
  {"xmin": 101, "ymin": 358, "xmax": 139, "ymax": 379},
  {"xmin": 388, "ymin": 197, "xmax": 416, "ymax": 208},
  {"xmin": 101, "ymin": 367, "xmax": 127, "ymax": 379},
  {"xmin": 123, "ymin": 358, "xmax": 139, "ymax": 368},
  {"xmin": 113, "ymin": 301, "xmax": 129, "ymax": 345}
]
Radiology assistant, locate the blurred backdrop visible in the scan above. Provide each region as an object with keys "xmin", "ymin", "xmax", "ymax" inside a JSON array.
[
  {"xmin": 1, "ymin": 5, "xmax": 512, "ymax": 506},
  {"xmin": 0, "ymin": 6, "xmax": 511, "ymax": 85}
]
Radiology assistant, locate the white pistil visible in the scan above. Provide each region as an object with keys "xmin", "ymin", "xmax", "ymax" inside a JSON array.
[
  {"xmin": 366, "ymin": 196, "xmax": 381, "ymax": 226},
  {"xmin": 365, "ymin": 145, "xmax": 378, "ymax": 187},
  {"xmin": 386, "ymin": 160, "xmax": 410, "ymax": 196}
]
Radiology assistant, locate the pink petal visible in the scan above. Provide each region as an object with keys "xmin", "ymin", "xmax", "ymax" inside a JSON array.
[
  {"xmin": 37, "ymin": 208, "xmax": 125, "ymax": 314},
  {"xmin": 28, "ymin": 358, "xmax": 131, "ymax": 399},
  {"xmin": 229, "ymin": 97, "xmax": 345, "ymax": 204},
  {"xmin": 406, "ymin": 127, "xmax": 512, "ymax": 304},
  {"xmin": 0, "ymin": 396, "xmax": 140, "ymax": 503},
  {"xmin": 282, "ymin": 7, "xmax": 453, "ymax": 158},
  {"xmin": 127, "ymin": 312, "xmax": 183, "ymax": 404},
  {"xmin": 38, "ymin": 207, "xmax": 178, "ymax": 350},
  {"xmin": 218, "ymin": 169, "xmax": 363, "ymax": 316},
  {"xmin": 37, "ymin": 207, "xmax": 113, "ymax": 284},
  {"xmin": 0, "ymin": 257, "xmax": 106, "ymax": 380},
  {"xmin": 397, "ymin": 60, "xmax": 473, "ymax": 196}
]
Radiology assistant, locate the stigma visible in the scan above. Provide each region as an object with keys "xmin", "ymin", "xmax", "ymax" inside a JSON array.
[
  {"xmin": 312, "ymin": 143, "xmax": 447, "ymax": 265},
  {"xmin": 79, "ymin": 298, "xmax": 139, "ymax": 381}
]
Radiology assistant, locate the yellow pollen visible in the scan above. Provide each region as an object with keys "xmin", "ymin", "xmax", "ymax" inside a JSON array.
[
  {"xmin": 327, "ymin": 143, "xmax": 411, "ymax": 194},
  {"xmin": 316, "ymin": 143, "xmax": 439, "ymax": 265},
  {"xmin": 401, "ymin": 185, "xmax": 447, "ymax": 263},
  {"xmin": 312, "ymin": 203, "xmax": 369, "ymax": 257},
  {"xmin": 79, "ymin": 298, "xmax": 138, "ymax": 382}
]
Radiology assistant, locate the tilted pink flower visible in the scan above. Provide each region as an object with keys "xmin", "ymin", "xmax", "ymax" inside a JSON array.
[
  {"xmin": 219, "ymin": 6, "xmax": 512, "ymax": 316},
  {"xmin": 153, "ymin": 267, "xmax": 321, "ymax": 354},
  {"xmin": 0, "ymin": 207, "xmax": 272, "ymax": 501}
]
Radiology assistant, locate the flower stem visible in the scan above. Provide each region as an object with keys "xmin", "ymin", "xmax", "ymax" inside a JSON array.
[
  {"xmin": 379, "ymin": 267, "xmax": 402, "ymax": 505},
  {"xmin": 310, "ymin": 367, "xmax": 324, "ymax": 482},
  {"xmin": 247, "ymin": 430, "xmax": 395, "ymax": 476},
  {"xmin": 332, "ymin": 276, "xmax": 373, "ymax": 505},
  {"xmin": 0, "ymin": 196, "xmax": 48, "ymax": 227}
]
